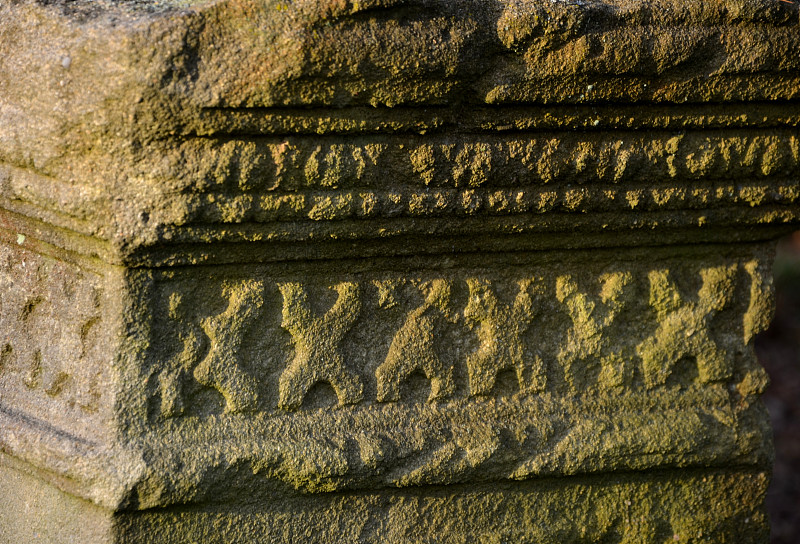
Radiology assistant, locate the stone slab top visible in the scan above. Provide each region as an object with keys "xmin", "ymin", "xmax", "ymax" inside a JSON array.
[{"xmin": 1, "ymin": 0, "xmax": 799, "ymax": 266}]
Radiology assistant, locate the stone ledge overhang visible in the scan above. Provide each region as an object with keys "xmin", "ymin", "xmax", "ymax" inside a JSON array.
[{"xmin": 0, "ymin": 0, "xmax": 798, "ymax": 265}]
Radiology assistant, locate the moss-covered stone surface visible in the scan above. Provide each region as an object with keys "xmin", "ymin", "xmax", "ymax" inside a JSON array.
[
  {"xmin": 0, "ymin": 452, "xmax": 773, "ymax": 543},
  {"xmin": 0, "ymin": 0, "xmax": 798, "ymax": 541}
]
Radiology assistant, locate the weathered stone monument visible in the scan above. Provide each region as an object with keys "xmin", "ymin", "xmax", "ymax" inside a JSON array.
[{"xmin": 1, "ymin": 0, "xmax": 799, "ymax": 541}]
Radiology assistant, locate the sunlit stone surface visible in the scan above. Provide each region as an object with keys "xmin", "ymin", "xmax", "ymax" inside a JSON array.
[{"xmin": 1, "ymin": 0, "xmax": 798, "ymax": 541}]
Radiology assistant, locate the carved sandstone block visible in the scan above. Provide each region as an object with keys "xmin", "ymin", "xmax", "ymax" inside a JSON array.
[{"xmin": 0, "ymin": 0, "xmax": 798, "ymax": 542}]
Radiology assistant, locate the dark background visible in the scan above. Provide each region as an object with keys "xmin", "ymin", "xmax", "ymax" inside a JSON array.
[{"xmin": 756, "ymin": 232, "xmax": 800, "ymax": 544}]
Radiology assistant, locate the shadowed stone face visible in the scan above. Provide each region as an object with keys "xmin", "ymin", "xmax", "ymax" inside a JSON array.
[{"xmin": 0, "ymin": 0, "xmax": 797, "ymax": 541}]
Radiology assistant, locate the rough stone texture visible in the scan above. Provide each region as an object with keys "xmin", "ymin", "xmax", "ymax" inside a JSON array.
[
  {"xmin": 0, "ymin": 0, "xmax": 798, "ymax": 542},
  {"xmin": 0, "ymin": 453, "xmax": 771, "ymax": 544}
]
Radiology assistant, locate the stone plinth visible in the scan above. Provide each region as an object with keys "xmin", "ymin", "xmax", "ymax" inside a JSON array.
[{"xmin": 1, "ymin": 0, "xmax": 799, "ymax": 542}]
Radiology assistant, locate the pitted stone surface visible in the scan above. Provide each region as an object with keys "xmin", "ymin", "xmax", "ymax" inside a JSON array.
[
  {"xmin": 0, "ymin": 0, "xmax": 797, "ymax": 542},
  {"xmin": 0, "ymin": 0, "xmax": 799, "ymax": 265}
]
